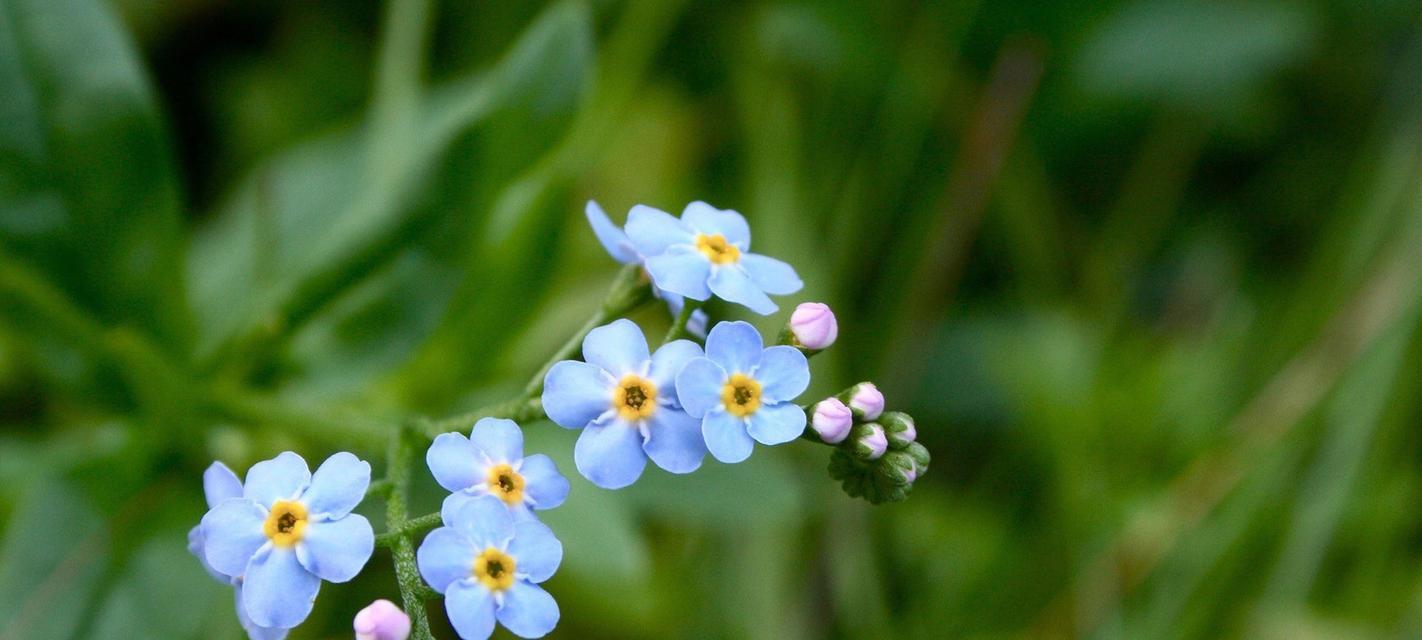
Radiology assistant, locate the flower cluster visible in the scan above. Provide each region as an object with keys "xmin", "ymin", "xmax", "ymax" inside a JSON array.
[{"xmin": 817, "ymin": 383, "xmax": 931, "ymax": 503}]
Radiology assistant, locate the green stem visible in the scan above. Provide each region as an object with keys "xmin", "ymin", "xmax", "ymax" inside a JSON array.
[
  {"xmin": 385, "ymin": 426, "xmax": 435, "ymax": 640},
  {"xmin": 663, "ymin": 298, "xmax": 701, "ymax": 344},
  {"xmin": 522, "ymin": 264, "xmax": 652, "ymax": 397},
  {"xmin": 375, "ymin": 511, "xmax": 443, "ymax": 548}
]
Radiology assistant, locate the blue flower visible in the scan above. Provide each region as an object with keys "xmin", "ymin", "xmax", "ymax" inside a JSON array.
[
  {"xmin": 188, "ymin": 462, "xmax": 291, "ymax": 640},
  {"xmin": 200, "ymin": 452, "xmax": 375, "ymax": 630},
  {"xmin": 675, "ymin": 321, "xmax": 811, "ymax": 463},
  {"xmin": 541, "ymin": 318, "xmax": 707, "ymax": 488},
  {"xmin": 427, "ymin": 418, "xmax": 570, "ymax": 522},
  {"xmin": 417, "ymin": 495, "xmax": 562, "ymax": 640},
  {"xmin": 624, "ymin": 201, "xmax": 802, "ymax": 315},
  {"xmin": 587, "ymin": 200, "xmax": 708, "ymax": 336}
]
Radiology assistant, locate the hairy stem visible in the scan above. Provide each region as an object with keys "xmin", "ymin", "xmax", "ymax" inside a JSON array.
[
  {"xmin": 385, "ymin": 425, "xmax": 435, "ymax": 640},
  {"xmin": 523, "ymin": 264, "xmax": 652, "ymax": 397},
  {"xmin": 375, "ymin": 511, "xmax": 443, "ymax": 548}
]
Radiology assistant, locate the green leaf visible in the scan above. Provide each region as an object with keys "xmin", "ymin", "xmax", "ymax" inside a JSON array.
[
  {"xmin": 0, "ymin": 0, "xmax": 189, "ymax": 348},
  {"xmin": 88, "ymin": 535, "xmax": 227, "ymax": 640},
  {"xmin": 0, "ymin": 482, "xmax": 108, "ymax": 640}
]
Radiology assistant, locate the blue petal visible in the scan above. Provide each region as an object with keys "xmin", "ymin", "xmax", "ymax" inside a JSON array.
[
  {"xmin": 242, "ymin": 546, "xmax": 320, "ymax": 629},
  {"xmin": 204, "ymin": 462, "xmax": 244, "ymax": 508},
  {"xmin": 647, "ymin": 339, "xmax": 703, "ymax": 398},
  {"xmin": 469, "ymin": 417, "xmax": 525, "ymax": 464},
  {"xmin": 753, "ymin": 346, "xmax": 810, "ymax": 403},
  {"xmin": 519, "ymin": 454, "xmax": 569, "ymax": 510},
  {"xmin": 702, "ymin": 410, "xmax": 755, "ymax": 463},
  {"xmin": 709, "ymin": 265, "xmax": 777, "ymax": 315},
  {"xmin": 573, "ymin": 421, "xmax": 647, "ymax": 489},
  {"xmin": 681, "ymin": 201, "xmax": 750, "ymax": 249},
  {"xmin": 448, "ymin": 495, "xmax": 516, "ymax": 548},
  {"xmin": 300, "ymin": 452, "xmax": 369, "ymax": 518},
  {"xmin": 188, "ymin": 524, "xmax": 229, "ymax": 583},
  {"xmin": 427, "ymin": 432, "xmax": 485, "ymax": 493},
  {"xmin": 296, "ymin": 514, "xmax": 373, "ymax": 582},
  {"xmin": 445, "ymin": 579, "xmax": 496, "ymax": 640},
  {"xmin": 233, "ymin": 581, "xmax": 289, "ymax": 640},
  {"xmin": 582, "ymin": 319, "xmax": 650, "ymax": 377},
  {"xmin": 417, "ymin": 527, "xmax": 478, "ymax": 593},
  {"xmin": 704, "ymin": 321, "xmax": 763, "ymax": 374},
  {"xmin": 201, "ymin": 498, "xmax": 268, "ymax": 577},
  {"xmin": 625, "ymin": 204, "xmax": 692, "ymax": 257},
  {"xmin": 674, "ymin": 357, "xmax": 725, "ymax": 418},
  {"xmin": 508, "ymin": 519, "xmax": 562, "ymax": 583},
  {"xmin": 585, "ymin": 200, "xmax": 639, "ymax": 264},
  {"xmin": 244, "ymin": 452, "xmax": 311, "ymax": 508},
  {"xmin": 496, "ymin": 581, "xmax": 560, "ymax": 639},
  {"xmin": 645, "ymin": 248, "xmax": 712, "ymax": 300},
  {"xmin": 746, "ymin": 402, "xmax": 808, "ymax": 446},
  {"xmin": 642, "ymin": 408, "xmax": 706, "ymax": 474},
  {"xmin": 542, "ymin": 361, "xmax": 613, "ymax": 429},
  {"xmin": 739, "ymin": 253, "xmax": 802, "ymax": 295},
  {"xmin": 688, "ymin": 309, "xmax": 709, "ymax": 339}
]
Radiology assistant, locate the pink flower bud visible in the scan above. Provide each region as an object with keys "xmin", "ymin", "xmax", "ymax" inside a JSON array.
[
  {"xmin": 812, "ymin": 398, "xmax": 853, "ymax": 443},
  {"xmin": 355, "ymin": 599, "xmax": 410, "ymax": 640},
  {"xmin": 789, "ymin": 302, "xmax": 838, "ymax": 350},
  {"xmin": 849, "ymin": 382, "xmax": 884, "ymax": 421},
  {"xmin": 857, "ymin": 424, "xmax": 888, "ymax": 460}
]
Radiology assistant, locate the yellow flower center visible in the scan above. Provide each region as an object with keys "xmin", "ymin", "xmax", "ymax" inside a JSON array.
[
  {"xmin": 612, "ymin": 374, "xmax": 658, "ymax": 421},
  {"xmin": 263, "ymin": 500, "xmax": 309, "ymax": 548},
  {"xmin": 695, "ymin": 233, "xmax": 740, "ymax": 265},
  {"xmin": 486, "ymin": 463, "xmax": 526, "ymax": 506},
  {"xmin": 472, "ymin": 547, "xmax": 517, "ymax": 592},
  {"xmin": 721, "ymin": 373, "xmax": 762, "ymax": 418}
]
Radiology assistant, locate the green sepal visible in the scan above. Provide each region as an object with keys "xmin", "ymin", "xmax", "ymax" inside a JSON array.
[{"xmin": 881, "ymin": 411, "xmax": 916, "ymax": 448}]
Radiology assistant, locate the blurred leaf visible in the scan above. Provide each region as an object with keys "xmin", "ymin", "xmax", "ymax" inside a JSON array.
[
  {"xmin": 0, "ymin": 481, "xmax": 108, "ymax": 640},
  {"xmin": 0, "ymin": 0, "xmax": 189, "ymax": 348},
  {"xmin": 88, "ymin": 535, "xmax": 227, "ymax": 639}
]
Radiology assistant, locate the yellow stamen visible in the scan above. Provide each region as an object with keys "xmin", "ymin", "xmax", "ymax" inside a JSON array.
[
  {"xmin": 263, "ymin": 500, "xmax": 309, "ymax": 548},
  {"xmin": 695, "ymin": 233, "xmax": 740, "ymax": 265},
  {"xmin": 485, "ymin": 463, "xmax": 526, "ymax": 506},
  {"xmin": 721, "ymin": 373, "xmax": 762, "ymax": 418},
  {"xmin": 611, "ymin": 374, "xmax": 658, "ymax": 421},
  {"xmin": 472, "ymin": 547, "xmax": 517, "ymax": 592}
]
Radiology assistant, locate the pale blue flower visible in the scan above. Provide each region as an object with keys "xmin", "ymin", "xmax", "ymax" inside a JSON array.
[
  {"xmin": 200, "ymin": 452, "xmax": 375, "ymax": 630},
  {"xmin": 188, "ymin": 461, "xmax": 291, "ymax": 640},
  {"xmin": 427, "ymin": 418, "xmax": 570, "ymax": 522},
  {"xmin": 624, "ymin": 201, "xmax": 802, "ymax": 315},
  {"xmin": 417, "ymin": 495, "xmax": 562, "ymax": 640},
  {"xmin": 587, "ymin": 200, "xmax": 708, "ymax": 336},
  {"xmin": 542, "ymin": 319, "xmax": 707, "ymax": 488},
  {"xmin": 675, "ymin": 321, "xmax": 810, "ymax": 463}
]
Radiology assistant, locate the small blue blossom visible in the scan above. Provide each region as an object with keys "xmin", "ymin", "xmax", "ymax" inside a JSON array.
[
  {"xmin": 624, "ymin": 201, "xmax": 802, "ymax": 315},
  {"xmin": 199, "ymin": 452, "xmax": 375, "ymax": 630},
  {"xmin": 675, "ymin": 321, "xmax": 811, "ymax": 463},
  {"xmin": 587, "ymin": 200, "xmax": 708, "ymax": 336},
  {"xmin": 542, "ymin": 318, "xmax": 707, "ymax": 489},
  {"xmin": 189, "ymin": 462, "xmax": 292, "ymax": 640},
  {"xmin": 427, "ymin": 418, "xmax": 570, "ymax": 522},
  {"xmin": 417, "ymin": 495, "xmax": 562, "ymax": 640}
]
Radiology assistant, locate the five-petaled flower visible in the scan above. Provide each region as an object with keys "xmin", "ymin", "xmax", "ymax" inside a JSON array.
[
  {"xmin": 427, "ymin": 418, "xmax": 570, "ymax": 521},
  {"xmin": 675, "ymin": 321, "xmax": 810, "ymax": 463},
  {"xmin": 542, "ymin": 318, "xmax": 707, "ymax": 488},
  {"xmin": 188, "ymin": 462, "xmax": 291, "ymax": 640},
  {"xmin": 624, "ymin": 201, "xmax": 802, "ymax": 315},
  {"xmin": 199, "ymin": 452, "xmax": 375, "ymax": 630},
  {"xmin": 417, "ymin": 495, "xmax": 562, "ymax": 640},
  {"xmin": 586, "ymin": 200, "xmax": 708, "ymax": 336}
]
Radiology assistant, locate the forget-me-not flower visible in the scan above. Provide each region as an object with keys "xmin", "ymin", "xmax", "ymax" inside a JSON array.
[
  {"xmin": 417, "ymin": 495, "xmax": 562, "ymax": 640},
  {"xmin": 200, "ymin": 452, "xmax": 375, "ymax": 629},
  {"xmin": 675, "ymin": 321, "xmax": 810, "ymax": 463},
  {"xmin": 427, "ymin": 418, "xmax": 570, "ymax": 522},
  {"xmin": 587, "ymin": 200, "xmax": 708, "ymax": 336},
  {"xmin": 188, "ymin": 462, "xmax": 290, "ymax": 640},
  {"xmin": 542, "ymin": 318, "xmax": 707, "ymax": 488},
  {"xmin": 625, "ymin": 201, "xmax": 802, "ymax": 315}
]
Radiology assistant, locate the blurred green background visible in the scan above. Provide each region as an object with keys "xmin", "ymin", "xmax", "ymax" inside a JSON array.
[{"xmin": 4, "ymin": 0, "xmax": 1422, "ymax": 638}]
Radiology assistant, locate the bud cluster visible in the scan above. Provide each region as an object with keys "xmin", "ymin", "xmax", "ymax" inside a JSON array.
[{"xmin": 814, "ymin": 382, "xmax": 930, "ymax": 504}]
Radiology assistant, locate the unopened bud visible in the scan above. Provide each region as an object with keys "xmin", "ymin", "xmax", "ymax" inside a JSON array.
[
  {"xmin": 789, "ymin": 302, "xmax": 838, "ymax": 350},
  {"xmin": 881, "ymin": 450, "xmax": 917, "ymax": 486},
  {"xmin": 355, "ymin": 599, "xmax": 410, "ymax": 640},
  {"xmin": 812, "ymin": 398, "xmax": 853, "ymax": 443},
  {"xmin": 880, "ymin": 411, "xmax": 916, "ymax": 448},
  {"xmin": 849, "ymin": 423, "xmax": 888, "ymax": 460},
  {"xmin": 846, "ymin": 382, "xmax": 884, "ymax": 421}
]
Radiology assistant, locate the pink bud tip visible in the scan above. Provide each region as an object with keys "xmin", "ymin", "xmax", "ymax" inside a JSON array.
[
  {"xmin": 355, "ymin": 599, "xmax": 411, "ymax": 640},
  {"xmin": 812, "ymin": 398, "xmax": 853, "ymax": 443},
  {"xmin": 860, "ymin": 424, "xmax": 888, "ymax": 460},
  {"xmin": 790, "ymin": 302, "xmax": 838, "ymax": 350},
  {"xmin": 850, "ymin": 383, "xmax": 884, "ymax": 421}
]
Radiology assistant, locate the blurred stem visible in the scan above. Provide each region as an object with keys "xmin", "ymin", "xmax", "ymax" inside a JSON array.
[
  {"xmin": 368, "ymin": 0, "xmax": 431, "ymax": 181},
  {"xmin": 385, "ymin": 425, "xmax": 436, "ymax": 640},
  {"xmin": 663, "ymin": 298, "xmax": 701, "ymax": 344}
]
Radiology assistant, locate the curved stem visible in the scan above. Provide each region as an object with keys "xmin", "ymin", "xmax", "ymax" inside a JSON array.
[
  {"xmin": 375, "ymin": 510, "xmax": 443, "ymax": 548},
  {"xmin": 384, "ymin": 425, "xmax": 435, "ymax": 640},
  {"xmin": 663, "ymin": 298, "xmax": 701, "ymax": 344}
]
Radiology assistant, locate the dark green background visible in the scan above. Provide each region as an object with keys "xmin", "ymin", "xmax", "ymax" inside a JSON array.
[{"xmin": 3, "ymin": 0, "xmax": 1422, "ymax": 638}]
